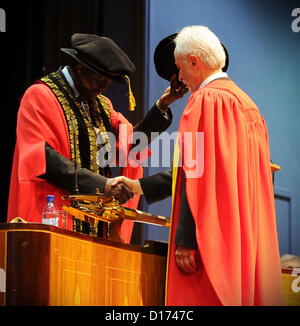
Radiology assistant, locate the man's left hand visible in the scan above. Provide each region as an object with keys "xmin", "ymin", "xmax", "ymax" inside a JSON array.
[
  {"xmin": 175, "ymin": 245, "xmax": 198, "ymax": 275},
  {"xmin": 158, "ymin": 74, "xmax": 188, "ymax": 109}
]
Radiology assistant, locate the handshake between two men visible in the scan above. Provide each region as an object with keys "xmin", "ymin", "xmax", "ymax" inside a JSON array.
[{"xmin": 104, "ymin": 177, "xmax": 142, "ymax": 204}]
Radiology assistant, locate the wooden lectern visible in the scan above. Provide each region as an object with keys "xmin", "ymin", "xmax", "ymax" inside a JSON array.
[{"xmin": 0, "ymin": 223, "xmax": 167, "ymax": 306}]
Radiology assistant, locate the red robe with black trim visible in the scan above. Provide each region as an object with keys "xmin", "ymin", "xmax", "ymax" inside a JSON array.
[
  {"xmin": 166, "ymin": 79, "xmax": 283, "ymax": 306},
  {"xmin": 7, "ymin": 83, "xmax": 143, "ymax": 243}
]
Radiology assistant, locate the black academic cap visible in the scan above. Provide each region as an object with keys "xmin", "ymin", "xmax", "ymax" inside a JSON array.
[
  {"xmin": 61, "ymin": 33, "xmax": 136, "ymax": 110},
  {"xmin": 61, "ymin": 33, "xmax": 136, "ymax": 83},
  {"xmin": 154, "ymin": 33, "xmax": 229, "ymax": 81},
  {"xmin": 154, "ymin": 33, "xmax": 179, "ymax": 81}
]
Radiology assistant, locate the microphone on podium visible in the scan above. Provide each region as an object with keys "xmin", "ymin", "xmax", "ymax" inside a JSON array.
[{"xmin": 70, "ymin": 116, "xmax": 79, "ymax": 194}]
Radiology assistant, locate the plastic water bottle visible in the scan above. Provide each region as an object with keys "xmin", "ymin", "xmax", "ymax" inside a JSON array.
[{"xmin": 42, "ymin": 195, "xmax": 59, "ymax": 226}]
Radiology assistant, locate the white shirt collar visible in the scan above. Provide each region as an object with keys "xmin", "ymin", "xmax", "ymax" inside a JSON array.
[
  {"xmin": 199, "ymin": 71, "xmax": 228, "ymax": 89},
  {"xmin": 61, "ymin": 66, "xmax": 80, "ymax": 99}
]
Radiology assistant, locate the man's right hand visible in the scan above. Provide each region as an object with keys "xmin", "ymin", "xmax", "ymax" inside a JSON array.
[{"xmin": 104, "ymin": 178, "xmax": 134, "ymax": 204}]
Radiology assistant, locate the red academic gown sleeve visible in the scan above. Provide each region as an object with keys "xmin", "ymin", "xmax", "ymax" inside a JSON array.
[
  {"xmin": 166, "ymin": 80, "xmax": 283, "ymax": 306},
  {"xmin": 7, "ymin": 84, "xmax": 71, "ymax": 222}
]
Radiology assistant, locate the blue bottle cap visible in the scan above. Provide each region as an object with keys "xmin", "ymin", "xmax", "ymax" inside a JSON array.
[{"xmin": 46, "ymin": 195, "xmax": 55, "ymax": 202}]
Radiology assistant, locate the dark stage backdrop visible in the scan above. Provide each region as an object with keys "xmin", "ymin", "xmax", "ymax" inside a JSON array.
[{"xmin": 0, "ymin": 0, "xmax": 146, "ymax": 239}]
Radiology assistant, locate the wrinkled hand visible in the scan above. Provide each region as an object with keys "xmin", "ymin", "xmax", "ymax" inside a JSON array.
[
  {"xmin": 111, "ymin": 176, "xmax": 143, "ymax": 197},
  {"xmin": 158, "ymin": 74, "xmax": 188, "ymax": 109},
  {"xmin": 104, "ymin": 178, "xmax": 133, "ymax": 204},
  {"xmin": 175, "ymin": 245, "xmax": 198, "ymax": 275}
]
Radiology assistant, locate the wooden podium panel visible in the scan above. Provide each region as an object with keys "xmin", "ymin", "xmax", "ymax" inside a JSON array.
[{"xmin": 0, "ymin": 223, "xmax": 167, "ymax": 306}]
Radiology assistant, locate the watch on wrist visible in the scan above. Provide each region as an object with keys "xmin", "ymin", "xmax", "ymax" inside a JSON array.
[{"xmin": 156, "ymin": 99, "xmax": 169, "ymax": 113}]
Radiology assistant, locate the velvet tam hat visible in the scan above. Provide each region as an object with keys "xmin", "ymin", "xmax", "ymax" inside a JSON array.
[
  {"xmin": 154, "ymin": 33, "xmax": 178, "ymax": 81},
  {"xmin": 61, "ymin": 33, "xmax": 136, "ymax": 83},
  {"xmin": 61, "ymin": 33, "xmax": 136, "ymax": 110},
  {"xmin": 154, "ymin": 33, "xmax": 229, "ymax": 81}
]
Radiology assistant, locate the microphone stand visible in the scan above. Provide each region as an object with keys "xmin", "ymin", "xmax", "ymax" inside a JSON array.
[{"xmin": 70, "ymin": 116, "xmax": 79, "ymax": 194}]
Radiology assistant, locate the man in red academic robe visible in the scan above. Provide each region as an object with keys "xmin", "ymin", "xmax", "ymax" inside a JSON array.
[
  {"xmin": 113, "ymin": 27, "xmax": 284, "ymax": 305},
  {"xmin": 7, "ymin": 34, "xmax": 186, "ymax": 243}
]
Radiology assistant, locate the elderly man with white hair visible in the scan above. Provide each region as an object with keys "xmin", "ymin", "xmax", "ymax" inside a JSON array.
[{"xmin": 113, "ymin": 25, "xmax": 283, "ymax": 306}]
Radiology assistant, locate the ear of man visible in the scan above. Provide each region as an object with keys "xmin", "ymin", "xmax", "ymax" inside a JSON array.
[
  {"xmin": 188, "ymin": 54, "xmax": 204, "ymax": 71},
  {"xmin": 189, "ymin": 54, "xmax": 199, "ymax": 66}
]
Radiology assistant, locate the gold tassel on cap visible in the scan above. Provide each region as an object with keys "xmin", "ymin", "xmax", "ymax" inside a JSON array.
[{"xmin": 124, "ymin": 75, "xmax": 136, "ymax": 111}]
